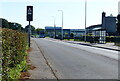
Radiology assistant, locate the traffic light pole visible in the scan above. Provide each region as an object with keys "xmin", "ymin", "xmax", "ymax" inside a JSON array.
[
  {"xmin": 28, "ymin": 21, "xmax": 31, "ymax": 47},
  {"xmin": 27, "ymin": 6, "xmax": 33, "ymax": 47}
]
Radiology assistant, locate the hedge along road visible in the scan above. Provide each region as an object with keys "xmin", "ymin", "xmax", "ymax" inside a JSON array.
[{"xmin": 33, "ymin": 38, "xmax": 118, "ymax": 79}]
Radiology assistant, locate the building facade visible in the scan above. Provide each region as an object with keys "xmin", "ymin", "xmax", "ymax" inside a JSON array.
[
  {"xmin": 45, "ymin": 26, "xmax": 62, "ymax": 38},
  {"xmin": 86, "ymin": 24, "xmax": 102, "ymax": 34},
  {"xmin": 102, "ymin": 12, "xmax": 117, "ymax": 36},
  {"xmin": 86, "ymin": 12, "xmax": 118, "ymax": 36},
  {"xmin": 45, "ymin": 26, "xmax": 85, "ymax": 38},
  {"xmin": 70, "ymin": 29, "xmax": 85, "ymax": 37}
]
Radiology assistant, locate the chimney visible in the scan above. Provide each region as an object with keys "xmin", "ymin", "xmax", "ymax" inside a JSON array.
[{"xmin": 102, "ymin": 12, "xmax": 106, "ymax": 27}]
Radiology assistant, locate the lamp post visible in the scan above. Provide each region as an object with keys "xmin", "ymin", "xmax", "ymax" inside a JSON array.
[
  {"xmin": 58, "ymin": 10, "xmax": 63, "ymax": 40},
  {"xmin": 52, "ymin": 16, "xmax": 56, "ymax": 39},
  {"xmin": 84, "ymin": 0, "xmax": 87, "ymax": 42}
]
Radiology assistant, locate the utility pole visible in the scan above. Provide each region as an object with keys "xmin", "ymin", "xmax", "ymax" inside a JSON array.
[
  {"xmin": 84, "ymin": 0, "xmax": 87, "ymax": 42},
  {"xmin": 58, "ymin": 10, "xmax": 63, "ymax": 40},
  {"xmin": 52, "ymin": 16, "xmax": 56, "ymax": 39}
]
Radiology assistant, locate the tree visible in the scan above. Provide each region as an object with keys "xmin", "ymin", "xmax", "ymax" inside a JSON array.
[
  {"xmin": 1, "ymin": 18, "xmax": 9, "ymax": 28},
  {"xmin": 70, "ymin": 33, "xmax": 74, "ymax": 38},
  {"xmin": 117, "ymin": 14, "xmax": 120, "ymax": 35},
  {"xmin": 8, "ymin": 22, "xmax": 22, "ymax": 31},
  {"xmin": 35, "ymin": 28, "xmax": 44, "ymax": 35},
  {"xmin": 20, "ymin": 26, "xmax": 25, "ymax": 32},
  {"xmin": 31, "ymin": 25, "xmax": 35, "ymax": 35},
  {"xmin": 25, "ymin": 25, "xmax": 36, "ymax": 35},
  {"xmin": 1, "ymin": 18, "xmax": 24, "ymax": 32}
]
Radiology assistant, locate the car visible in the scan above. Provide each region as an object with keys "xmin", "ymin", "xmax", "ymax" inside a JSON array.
[{"xmin": 39, "ymin": 35, "xmax": 45, "ymax": 38}]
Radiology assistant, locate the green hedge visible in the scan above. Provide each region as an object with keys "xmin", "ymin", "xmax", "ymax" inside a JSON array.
[
  {"xmin": 1, "ymin": 28, "xmax": 28, "ymax": 80},
  {"xmin": 63, "ymin": 36, "xmax": 120, "ymax": 45},
  {"xmin": 114, "ymin": 36, "xmax": 120, "ymax": 46}
]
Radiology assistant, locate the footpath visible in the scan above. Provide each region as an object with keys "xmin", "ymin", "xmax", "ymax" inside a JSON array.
[
  {"xmin": 28, "ymin": 39, "xmax": 57, "ymax": 79},
  {"xmin": 47, "ymin": 38, "xmax": 120, "ymax": 51},
  {"xmin": 65, "ymin": 41, "xmax": 120, "ymax": 51}
]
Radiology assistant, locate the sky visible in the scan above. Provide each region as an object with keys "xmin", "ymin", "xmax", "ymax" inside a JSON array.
[{"xmin": 0, "ymin": 0, "xmax": 119, "ymax": 29}]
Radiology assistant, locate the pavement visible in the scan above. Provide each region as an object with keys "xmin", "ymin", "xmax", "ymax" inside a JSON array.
[
  {"xmin": 66, "ymin": 41, "xmax": 119, "ymax": 51},
  {"xmin": 28, "ymin": 39, "xmax": 57, "ymax": 79},
  {"xmin": 46, "ymin": 38, "xmax": 120, "ymax": 51},
  {"xmin": 29, "ymin": 38, "xmax": 118, "ymax": 79}
]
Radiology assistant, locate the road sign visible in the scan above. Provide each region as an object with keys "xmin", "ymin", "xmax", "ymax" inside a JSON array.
[{"xmin": 27, "ymin": 6, "xmax": 33, "ymax": 21}]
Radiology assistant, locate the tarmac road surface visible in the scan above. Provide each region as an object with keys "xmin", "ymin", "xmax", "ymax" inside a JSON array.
[{"xmin": 33, "ymin": 38, "xmax": 118, "ymax": 79}]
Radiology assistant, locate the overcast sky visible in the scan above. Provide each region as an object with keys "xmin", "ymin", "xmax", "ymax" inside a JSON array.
[{"xmin": 0, "ymin": 0, "xmax": 119, "ymax": 29}]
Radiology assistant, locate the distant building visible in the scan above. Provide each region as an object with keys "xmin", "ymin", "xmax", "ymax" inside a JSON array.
[
  {"xmin": 45, "ymin": 26, "xmax": 62, "ymax": 38},
  {"xmin": 63, "ymin": 29, "xmax": 71, "ymax": 38},
  {"xmin": 70, "ymin": 29, "xmax": 85, "ymax": 37},
  {"xmin": 86, "ymin": 24, "xmax": 102, "ymax": 34},
  {"xmin": 102, "ymin": 12, "xmax": 117, "ymax": 36},
  {"xmin": 45, "ymin": 26, "xmax": 85, "ymax": 38},
  {"xmin": 86, "ymin": 12, "xmax": 117, "ymax": 36}
]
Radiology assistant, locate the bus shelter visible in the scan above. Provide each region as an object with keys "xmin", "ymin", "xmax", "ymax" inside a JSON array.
[{"xmin": 92, "ymin": 27, "xmax": 106, "ymax": 44}]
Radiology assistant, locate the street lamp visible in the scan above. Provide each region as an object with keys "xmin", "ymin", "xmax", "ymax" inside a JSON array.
[
  {"xmin": 52, "ymin": 16, "xmax": 56, "ymax": 39},
  {"xmin": 58, "ymin": 10, "xmax": 63, "ymax": 40},
  {"xmin": 84, "ymin": 0, "xmax": 87, "ymax": 42}
]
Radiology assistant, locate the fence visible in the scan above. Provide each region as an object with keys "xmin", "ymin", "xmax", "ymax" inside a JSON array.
[
  {"xmin": 63, "ymin": 36, "xmax": 120, "ymax": 45},
  {"xmin": 115, "ymin": 36, "xmax": 120, "ymax": 46}
]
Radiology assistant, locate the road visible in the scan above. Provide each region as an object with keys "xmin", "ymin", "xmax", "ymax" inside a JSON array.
[{"xmin": 33, "ymin": 38, "xmax": 118, "ymax": 79}]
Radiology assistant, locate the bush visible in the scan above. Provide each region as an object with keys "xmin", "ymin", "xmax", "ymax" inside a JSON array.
[
  {"xmin": 106, "ymin": 36, "xmax": 115, "ymax": 42},
  {"xmin": 1, "ymin": 28, "xmax": 28, "ymax": 80},
  {"xmin": 114, "ymin": 36, "xmax": 120, "ymax": 46}
]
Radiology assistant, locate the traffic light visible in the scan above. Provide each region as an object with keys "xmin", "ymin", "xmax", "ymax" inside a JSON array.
[
  {"xmin": 117, "ymin": 14, "xmax": 120, "ymax": 35},
  {"xmin": 27, "ymin": 6, "xmax": 33, "ymax": 21}
]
